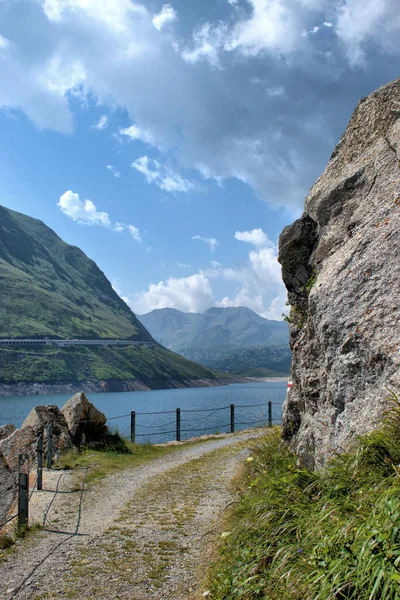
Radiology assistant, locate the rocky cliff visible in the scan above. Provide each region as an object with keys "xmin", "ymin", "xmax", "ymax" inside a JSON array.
[{"xmin": 278, "ymin": 77, "xmax": 400, "ymax": 469}]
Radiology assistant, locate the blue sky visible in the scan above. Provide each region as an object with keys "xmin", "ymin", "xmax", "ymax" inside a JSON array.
[{"xmin": 0, "ymin": 0, "xmax": 399, "ymax": 319}]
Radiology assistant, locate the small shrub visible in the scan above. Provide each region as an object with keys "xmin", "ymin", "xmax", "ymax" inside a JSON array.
[{"xmin": 0, "ymin": 534, "xmax": 14, "ymax": 550}]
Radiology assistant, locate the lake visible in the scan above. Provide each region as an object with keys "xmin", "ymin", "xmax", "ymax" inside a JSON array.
[{"xmin": 0, "ymin": 381, "xmax": 287, "ymax": 444}]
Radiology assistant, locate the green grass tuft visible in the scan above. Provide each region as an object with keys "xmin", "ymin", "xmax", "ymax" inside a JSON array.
[{"xmin": 208, "ymin": 392, "xmax": 400, "ymax": 600}]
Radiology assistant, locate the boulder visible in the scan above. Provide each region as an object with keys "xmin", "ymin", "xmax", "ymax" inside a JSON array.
[
  {"xmin": 0, "ymin": 424, "xmax": 16, "ymax": 441},
  {"xmin": 278, "ymin": 77, "xmax": 400, "ymax": 469},
  {"xmin": 0, "ymin": 453, "xmax": 16, "ymax": 528},
  {"xmin": 21, "ymin": 404, "xmax": 72, "ymax": 459},
  {"xmin": 61, "ymin": 392, "xmax": 108, "ymax": 447},
  {"xmin": 0, "ymin": 426, "xmax": 42, "ymax": 474}
]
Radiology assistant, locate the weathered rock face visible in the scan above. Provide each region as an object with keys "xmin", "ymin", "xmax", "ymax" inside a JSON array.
[
  {"xmin": 0, "ymin": 453, "xmax": 16, "ymax": 526},
  {"xmin": 279, "ymin": 78, "xmax": 400, "ymax": 469},
  {"xmin": 0, "ymin": 424, "xmax": 16, "ymax": 441},
  {"xmin": 61, "ymin": 392, "xmax": 107, "ymax": 447},
  {"xmin": 21, "ymin": 405, "xmax": 72, "ymax": 458}
]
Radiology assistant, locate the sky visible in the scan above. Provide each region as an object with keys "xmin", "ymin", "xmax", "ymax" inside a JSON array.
[{"xmin": 0, "ymin": 0, "xmax": 399, "ymax": 320}]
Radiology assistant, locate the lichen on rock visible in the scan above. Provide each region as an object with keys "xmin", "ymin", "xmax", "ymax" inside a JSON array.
[{"xmin": 278, "ymin": 77, "xmax": 400, "ymax": 469}]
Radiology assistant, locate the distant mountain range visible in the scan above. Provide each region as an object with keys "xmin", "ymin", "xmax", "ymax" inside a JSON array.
[
  {"xmin": 139, "ymin": 307, "xmax": 291, "ymax": 377},
  {"xmin": 0, "ymin": 205, "xmax": 218, "ymax": 393}
]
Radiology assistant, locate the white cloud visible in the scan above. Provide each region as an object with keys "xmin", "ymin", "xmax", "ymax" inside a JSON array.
[
  {"xmin": 302, "ymin": 20, "xmax": 333, "ymax": 37},
  {"xmin": 119, "ymin": 124, "xmax": 154, "ymax": 145},
  {"xmin": 57, "ymin": 190, "xmax": 141, "ymax": 241},
  {"xmin": 2, "ymin": 0, "xmax": 400, "ymax": 214},
  {"xmin": 192, "ymin": 235, "xmax": 220, "ymax": 253},
  {"xmin": 0, "ymin": 34, "xmax": 9, "ymax": 49},
  {"xmin": 224, "ymin": 0, "xmax": 303, "ymax": 56},
  {"xmin": 93, "ymin": 115, "xmax": 109, "ymax": 130},
  {"xmin": 152, "ymin": 4, "xmax": 177, "ymax": 31},
  {"xmin": 234, "ymin": 228, "xmax": 271, "ymax": 248},
  {"xmin": 131, "ymin": 230, "xmax": 286, "ymax": 317},
  {"xmin": 132, "ymin": 156, "xmax": 196, "ymax": 193},
  {"xmin": 106, "ymin": 164, "xmax": 120, "ymax": 178},
  {"xmin": 126, "ymin": 224, "xmax": 142, "ymax": 242},
  {"xmin": 336, "ymin": 0, "xmax": 400, "ymax": 66},
  {"xmin": 132, "ymin": 273, "xmax": 214, "ymax": 314},
  {"xmin": 266, "ymin": 85, "xmax": 285, "ymax": 97},
  {"xmin": 58, "ymin": 190, "xmax": 112, "ymax": 227},
  {"xmin": 182, "ymin": 22, "xmax": 227, "ymax": 68}
]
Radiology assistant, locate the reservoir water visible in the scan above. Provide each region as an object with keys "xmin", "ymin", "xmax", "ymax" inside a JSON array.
[{"xmin": 0, "ymin": 381, "xmax": 287, "ymax": 444}]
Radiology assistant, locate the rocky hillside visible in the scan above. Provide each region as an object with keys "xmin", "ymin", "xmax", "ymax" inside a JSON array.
[
  {"xmin": 279, "ymin": 77, "xmax": 400, "ymax": 469},
  {"xmin": 139, "ymin": 307, "xmax": 290, "ymax": 375},
  {"xmin": 0, "ymin": 205, "xmax": 218, "ymax": 393}
]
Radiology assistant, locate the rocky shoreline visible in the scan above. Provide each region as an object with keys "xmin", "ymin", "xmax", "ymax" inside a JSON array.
[{"xmin": 0, "ymin": 377, "xmax": 236, "ymax": 397}]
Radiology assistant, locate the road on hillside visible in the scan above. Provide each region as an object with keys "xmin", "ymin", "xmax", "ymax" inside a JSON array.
[{"xmin": 0, "ymin": 339, "xmax": 154, "ymax": 347}]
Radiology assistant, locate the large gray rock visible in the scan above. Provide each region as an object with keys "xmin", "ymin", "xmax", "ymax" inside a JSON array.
[
  {"xmin": 0, "ymin": 453, "xmax": 16, "ymax": 528},
  {"xmin": 61, "ymin": 392, "xmax": 107, "ymax": 447},
  {"xmin": 0, "ymin": 424, "xmax": 16, "ymax": 441},
  {"xmin": 279, "ymin": 77, "xmax": 400, "ymax": 469},
  {"xmin": 21, "ymin": 405, "xmax": 72, "ymax": 460}
]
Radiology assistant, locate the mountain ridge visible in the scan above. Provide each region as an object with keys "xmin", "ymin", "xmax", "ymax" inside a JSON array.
[
  {"xmin": 0, "ymin": 204, "xmax": 219, "ymax": 393},
  {"xmin": 139, "ymin": 306, "xmax": 290, "ymax": 375}
]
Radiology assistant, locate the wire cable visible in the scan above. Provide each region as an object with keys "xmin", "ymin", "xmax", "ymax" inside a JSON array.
[
  {"xmin": 181, "ymin": 405, "xmax": 230, "ymax": 413},
  {"xmin": 181, "ymin": 423, "xmax": 231, "ymax": 433},
  {"xmin": 135, "ymin": 420, "xmax": 176, "ymax": 429},
  {"xmin": 234, "ymin": 401, "xmax": 280, "ymax": 408},
  {"xmin": 135, "ymin": 430, "xmax": 176, "ymax": 437},
  {"xmin": 180, "ymin": 407, "xmax": 230, "ymax": 424},
  {"xmin": 0, "ymin": 512, "xmax": 21, "ymax": 530}
]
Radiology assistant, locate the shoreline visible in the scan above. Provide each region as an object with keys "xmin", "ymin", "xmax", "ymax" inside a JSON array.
[
  {"xmin": 244, "ymin": 376, "xmax": 289, "ymax": 383},
  {"xmin": 0, "ymin": 376, "xmax": 246, "ymax": 398},
  {"xmin": 0, "ymin": 375, "xmax": 285, "ymax": 398}
]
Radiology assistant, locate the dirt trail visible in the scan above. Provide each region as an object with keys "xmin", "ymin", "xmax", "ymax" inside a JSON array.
[{"xmin": 0, "ymin": 432, "xmax": 260, "ymax": 600}]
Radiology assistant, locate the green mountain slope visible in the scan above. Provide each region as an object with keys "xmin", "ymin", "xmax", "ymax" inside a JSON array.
[
  {"xmin": 139, "ymin": 307, "xmax": 291, "ymax": 375},
  {"xmin": 210, "ymin": 345, "xmax": 292, "ymax": 377},
  {"xmin": 0, "ymin": 205, "xmax": 152, "ymax": 340},
  {"xmin": 0, "ymin": 205, "xmax": 217, "ymax": 389}
]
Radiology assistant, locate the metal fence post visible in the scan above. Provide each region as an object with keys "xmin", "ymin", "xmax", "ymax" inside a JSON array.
[
  {"xmin": 37, "ymin": 433, "xmax": 43, "ymax": 490},
  {"xmin": 176, "ymin": 408, "xmax": 181, "ymax": 442},
  {"xmin": 131, "ymin": 411, "xmax": 136, "ymax": 444},
  {"xmin": 18, "ymin": 454, "xmax": 29, "ymax": 529},
  {"xmin": 47, "ymin": 420, "xmax": 53, "ymax": 469},
  {"xmin": 268, "ymin": 401, "xmax": 272, "ymax": 427},
  {"xmin": 230, "ymin": 404, "xmax": 235, "ymax": 433}
]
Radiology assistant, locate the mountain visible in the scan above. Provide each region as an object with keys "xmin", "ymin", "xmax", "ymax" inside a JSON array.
[
  {"xmin": 139, "ymin": 307, "xmax": 290, "ymax": 375},
  {"xmin": 0, "ymin": 205, "xmax": 152, "ymax": 341},
  {"xmin": 139, "ymin": 307, "xmax": 289, "ymax": 350},
  {"xmin": 192, "ymin": 345, "xmax": 292, "ymax": 377},
  {"xmin": 0, "ymin": 205, "xmax": 218, "ymax": 393}
]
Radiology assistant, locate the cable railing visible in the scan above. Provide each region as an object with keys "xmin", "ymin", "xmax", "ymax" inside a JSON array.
[
  {"xmin": 110, "ymin": 401, "xmax": 283, "ymax": 443},
  {"xmin": 0, "ymin": 400, "xmax": 283, "ymax": 533}
]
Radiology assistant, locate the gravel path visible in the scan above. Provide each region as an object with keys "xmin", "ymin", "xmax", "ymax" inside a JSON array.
[{"xmin": 0, "ymin": 431, "xmax": 261, "ymax": 600}]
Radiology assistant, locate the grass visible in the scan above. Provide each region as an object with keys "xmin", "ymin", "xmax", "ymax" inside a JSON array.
[
  {"xmin": 0, "ymin": 344, "xmax": 217, "ymax": 385},
  {"xmin": 207, "ymin": 392, "xmax": 400, "ymax": 600},
  {"xmin": 0, "ymin": 205, "xmax": 217, "ymax": 386},
  {"xmin": 63, "ymin": 439, "xmax": 251, "ymax": 597},
  {"xmin": 55, "ymin": 431, "xmax": 235, "ymax": 486},
  {"xmin": 0, "ymin": 523, "xmax": 44, "ymax": 564},
  {"xmin": 56, "ymin": 438, "xmax": 179, "ymax": 486}
]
